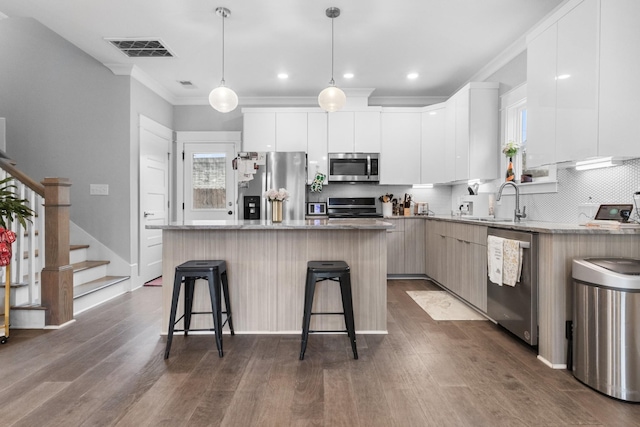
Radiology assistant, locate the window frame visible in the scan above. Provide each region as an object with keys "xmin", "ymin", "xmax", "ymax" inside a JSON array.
[{"xmin": 501, "ymin": 84, "xmax": 557, "ymax": 190}]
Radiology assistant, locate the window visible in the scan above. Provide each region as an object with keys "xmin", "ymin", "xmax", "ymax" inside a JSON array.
[
  {"xmin": 502, "ymin": 84, "xmax": 556, "ymax": 184},
  {"xmin": 191, "ymin": 153, "xmax": 227, "ymax": 209}
]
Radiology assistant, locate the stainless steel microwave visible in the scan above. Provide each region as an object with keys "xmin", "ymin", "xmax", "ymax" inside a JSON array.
[{"xmin": 328, "ymin": 153, "xmax": 380, "ymax": 182}]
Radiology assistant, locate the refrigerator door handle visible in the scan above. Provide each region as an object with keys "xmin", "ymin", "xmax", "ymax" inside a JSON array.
[{"xmin": 366, "ymin": 155, "xmax": 371, "ymax": 179}]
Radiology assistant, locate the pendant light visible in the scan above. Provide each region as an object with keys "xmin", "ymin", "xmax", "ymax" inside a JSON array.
[
  {"xmin": 318, "ymin": 7, "xmax": 346, "ymax": 112},
  {"xmin": 209, "ymin": 7, "xmax": 238, "ymax": 113}
]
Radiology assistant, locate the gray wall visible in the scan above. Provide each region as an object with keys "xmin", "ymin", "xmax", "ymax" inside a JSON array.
[
  {"xmin": 0, "ymin": 17, "xmax": 172, "ymax": 262},
  {"xmin": 483, "ymin": 50, "xmax": 528, "ymax": 97},
  {"xmin": 174, "ymin": 105, "xmax": 242, "ymax": 132},
  {"xmin": 130, "ymin": 79, "xmax": 173, "ymax": 264}
]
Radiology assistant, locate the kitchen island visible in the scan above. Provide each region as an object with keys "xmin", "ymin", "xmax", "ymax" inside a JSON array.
[{"xmin": 148, "ymin": 219, "xmax": 393, "ymax": 334}]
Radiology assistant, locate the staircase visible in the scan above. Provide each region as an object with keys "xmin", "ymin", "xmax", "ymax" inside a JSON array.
[
  {"xmin": 70, "ymin": 244, "xmax": 129, "ymax": 315},
  {"xmin": 2, "ymin": 244, "xmax": 130, "ymax": 328}
]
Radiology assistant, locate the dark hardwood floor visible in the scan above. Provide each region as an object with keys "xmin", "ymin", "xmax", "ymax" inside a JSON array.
[{"xmin": 1, "ymin": 279, "xmax": 638, "ymax": 426}]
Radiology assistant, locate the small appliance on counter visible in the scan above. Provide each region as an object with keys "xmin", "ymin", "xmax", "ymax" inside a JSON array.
[
  {"xmin": 306, "ymin": 202, "xmax": 327, "ymax": 217},
  {"xmin": 414, "ymin": 202, "xmax": 429, "ymax": 216},
  {"xmin": 459, "ymin": 194, "xmax": 492, "ymax": 217}
]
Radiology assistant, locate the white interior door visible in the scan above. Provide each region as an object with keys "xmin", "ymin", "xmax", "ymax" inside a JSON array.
[
  {"xmin": 139, "ymin": 116, "xmax": 171, "ymax": 282},
  {"xmin": 184, "ymin": 143, "xmax": 236, "ymax": 221}
]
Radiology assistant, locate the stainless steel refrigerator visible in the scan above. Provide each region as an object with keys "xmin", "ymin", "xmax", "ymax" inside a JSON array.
[{"xmin": 238, "ymin": 152, "xmax": 307, "ymax": 221}]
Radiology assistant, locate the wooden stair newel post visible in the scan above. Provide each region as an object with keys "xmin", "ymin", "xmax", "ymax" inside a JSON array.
[{"xmin": 41, "ymin": 178, "xmax": 73, "ymax": 326}]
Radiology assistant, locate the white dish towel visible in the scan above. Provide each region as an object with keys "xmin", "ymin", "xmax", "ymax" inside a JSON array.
[
  {"xmin": 487, "ymin": 235, "xmax": 504, "ymax": 285},
  {"xmin": 502, "ymin": 239, "xmax": 523, "ymax": 286}
]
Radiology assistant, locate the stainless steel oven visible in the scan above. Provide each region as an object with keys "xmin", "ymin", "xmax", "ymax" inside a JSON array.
[{"xmin": 328, "ymin": 153, "xmax": 379, "ymax": 182}]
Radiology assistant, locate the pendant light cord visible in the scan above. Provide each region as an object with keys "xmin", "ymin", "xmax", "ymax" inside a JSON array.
[
  {"xmin": 329, "ymin": 15, "xmax": 335, "ymax": 86},
  {"xmin": 221, "ymin": 11, "xmax": 226, "ymax": 85}
]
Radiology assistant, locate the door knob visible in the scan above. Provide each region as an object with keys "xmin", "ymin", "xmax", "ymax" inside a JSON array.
[
  {"xmin": 144, "ymin": 211, "xmax": 154, "ymax": 218},
  {"xmin": 228, "ymin": 210, "xmax": 233, "ymax": 215}
]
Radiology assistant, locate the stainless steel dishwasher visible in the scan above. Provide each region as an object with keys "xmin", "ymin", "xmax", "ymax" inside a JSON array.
[{"xmin": 487, "ymin": 227, "xmax": 539, "ymax": 346}]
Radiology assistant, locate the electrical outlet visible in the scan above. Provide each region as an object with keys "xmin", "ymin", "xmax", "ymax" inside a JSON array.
[{"xmin": 90, "ymin": 184, "xmax": 109, "ymax": 196}]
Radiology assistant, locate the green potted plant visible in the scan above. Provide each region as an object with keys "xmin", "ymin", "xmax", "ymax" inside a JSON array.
[
  {"xmin": 0, "ymin": 177, "xmax": 35, "ymax": 229},
  {"xmin": 0, "ymin": 177, "xmax": 35, "ymax": 265}
]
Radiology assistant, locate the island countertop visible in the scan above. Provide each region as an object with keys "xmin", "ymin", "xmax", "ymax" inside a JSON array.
[{"xmin": 148, "ymin": 218, "xmax": 394, "ymax": 230}]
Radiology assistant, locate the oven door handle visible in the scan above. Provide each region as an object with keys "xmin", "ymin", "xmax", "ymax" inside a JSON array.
[{"xmin": 366, "ymin": 155, "xmax": 371, "ymax": 179}]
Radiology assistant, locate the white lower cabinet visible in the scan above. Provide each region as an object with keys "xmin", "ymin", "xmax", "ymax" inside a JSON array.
[{"xmin": 425, "ymin": 220, "xmax": 487, "ymax": 312}]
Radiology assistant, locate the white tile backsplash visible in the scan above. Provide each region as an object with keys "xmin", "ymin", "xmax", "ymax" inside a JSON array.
[
  {"xmin": 454, "ymin": 158, "xmax": 640, "ymax": 223},
  {"xmin": 306, "ymin": 184, "xmax": 452, "ymax": 215},
  {"xmin": 311, "ymin": 158, "xmax": 640, "ymax": 223}
]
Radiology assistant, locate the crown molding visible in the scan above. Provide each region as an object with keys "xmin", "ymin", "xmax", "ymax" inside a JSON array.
[
  {"xmin": 467, "ymin": 35, "xmax": 527, "ymax": 84},
  {"xmin": 369, "ymin": 96, "xmax": 447, "ymax": 107},
  {"xmin": 104, "ymin": 63, "xmax": 177, "ymax": 104}
]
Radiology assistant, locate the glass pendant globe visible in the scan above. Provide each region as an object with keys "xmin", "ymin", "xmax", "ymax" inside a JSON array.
[
  {"xmin": 318, "ymin": 86, "xmax": 346, "ymax": 112},
  {"xmin": 209, "ymin": 85, "xmax": 238, "ymax": 113}
]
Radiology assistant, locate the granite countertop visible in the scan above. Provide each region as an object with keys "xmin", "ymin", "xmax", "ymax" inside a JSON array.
[
  {"xmin": 147, "ymin": 218, "xmax": 394, "ymax": 230},
  {"xmin": 423, "ymin": 215, "xmax": 640, "ymax": 235}
]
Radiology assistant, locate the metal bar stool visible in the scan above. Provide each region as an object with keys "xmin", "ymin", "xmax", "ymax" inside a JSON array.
[
  {"xmin": 300, "ymin": 260, "xmax": 358, "ymax": 360},
  {"xmin": 165, "ymin": 260, "xmax": 234, "ymax": 359}
]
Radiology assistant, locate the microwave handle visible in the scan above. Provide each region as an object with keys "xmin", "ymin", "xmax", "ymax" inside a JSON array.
[{"xmin": 366, "ymin": 155, "xmax": 371, "ymax": 178}]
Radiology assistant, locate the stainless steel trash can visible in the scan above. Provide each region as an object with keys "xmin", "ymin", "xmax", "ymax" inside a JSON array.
[{"xmin": 572, "ymin": 258, "xmax": 640, "ymax": 402}]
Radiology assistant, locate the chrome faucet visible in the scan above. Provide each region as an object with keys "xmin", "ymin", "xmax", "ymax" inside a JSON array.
[{"xmin": 496, "ymin": 181, "xmax": 527, "ymax": 222}]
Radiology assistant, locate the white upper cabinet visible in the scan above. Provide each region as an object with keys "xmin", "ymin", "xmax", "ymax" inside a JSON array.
[
  {"xmin": 555, "ymin": 0, "xmax": 598, "ymax": 163},
  {"xmin": 421, "ymin": 106, "xmax": 446, "ymax": 184},
  {"xmin": 454, "ymin": 88, "xmax": 471, "ymax": 181},
  {"xmin": 276, "ymin": 112, "xmax": 307, "ymax": 152},
  {"xmin": 444, "ymin": 97, "xmax": 457, "ymax": 182},
  {"xmin": 354, "ymin": 111, "xmax": 381, "ymax": 152},
  {"xmin": 441, "ymin": 83, "xmax": 499, "ymax": 182},
  {"xmin": 380, "ymin": 111, "xmax": 422, "ymax": 185},
  {"xmin": 526, "ymin": 23, "xmax": 558, "ymax": 167},
  {"xmin": 527, "ymin": 0, "xmax": 600, "ymax": 166},
  {"xmin": 467, "ymin": 84, "xmax": 499, "ymax": 181},
  {"xmin": 243, "ymin": 112, "xmax": 276, "ymax": 152},
  {"xmin": 598, "ymin": 0, "xmax": 640, "ymax": 158},
  {"xmin": 527, "ymin": 0, "xmax": 639, "ymax": 165},
  {"xmin": 328, "ymin": 111, "xmax": 381, "ymax": 153},
  {"xmin": 307, "ymin": 113, "xmax": 329, "ymax": 184}
]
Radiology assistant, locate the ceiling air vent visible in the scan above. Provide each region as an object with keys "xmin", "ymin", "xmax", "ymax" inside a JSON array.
[{"xmin": 106, "ymin": 38, "xmax": 174, "ymax": 58}]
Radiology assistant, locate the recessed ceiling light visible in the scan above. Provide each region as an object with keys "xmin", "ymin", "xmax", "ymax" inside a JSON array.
[
  {"xmin": 407, "ymin": 73, "xmax": 419, "ymax": 80},
  {"xmin": 343, "ymin": 73, "xmax": 354, "ymax": 79},
  {"xmin": 278, "ymin": 73, "xmax": 289, "ymax": 79},
  {"xmin": 556, "ymin": 74, "xmax": 571, "ymax": 80}
]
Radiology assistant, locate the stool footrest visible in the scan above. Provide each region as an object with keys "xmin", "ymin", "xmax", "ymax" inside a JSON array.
[
  {"xmin": 311, "ymin": 312, "xmax": 345, "ymax": 316},
  {"xmin": 308, "ymin": 330, "xmax": 348, "ymax": 334}
]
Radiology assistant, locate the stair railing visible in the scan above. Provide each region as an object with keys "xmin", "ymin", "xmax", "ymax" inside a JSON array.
[
  {"xmin": 0, "ymin": 159, "xmax": 45, "ymax": 310},
  {"xmin": 0, "ymin": 154, "xmax": 72, "ymax": 327}
]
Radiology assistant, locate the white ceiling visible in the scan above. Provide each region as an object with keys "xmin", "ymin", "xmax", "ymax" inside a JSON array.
[{"xmin": 0, "ymin": 0, "xmax": 565, "ymax": 106}]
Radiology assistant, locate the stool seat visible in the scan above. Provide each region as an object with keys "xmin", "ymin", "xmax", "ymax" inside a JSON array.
[
  {"xmin": 300, "ymin": 260, "xmax": 358, "ymax": 360},
  {"xmin": 165, "ymin": 259, "xmax": 234, "ymax": 359}
]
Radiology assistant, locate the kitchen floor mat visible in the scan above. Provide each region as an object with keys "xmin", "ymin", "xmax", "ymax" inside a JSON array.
[
  {"xmin": 406, "ymin": 290, "xmax": 486, "ymax": 321},
  {"xmin": 144, "ymin": 277, "xmax": 162, "ymax": 287}
]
